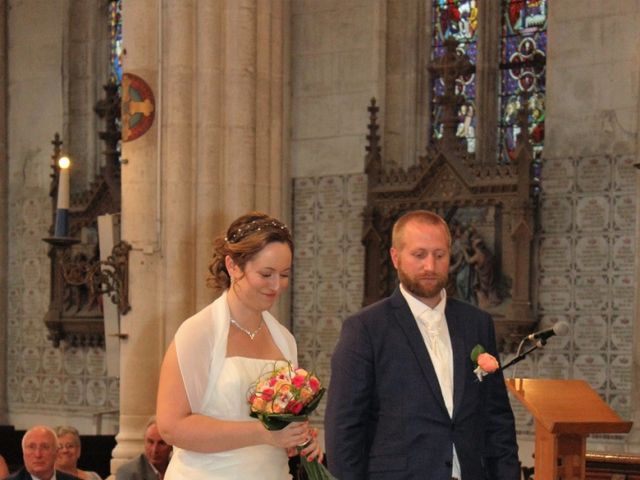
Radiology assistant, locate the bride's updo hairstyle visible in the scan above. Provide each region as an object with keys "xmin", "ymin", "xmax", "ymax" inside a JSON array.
[{"xmin": 207, "ymin": 211, "xmax": 293, "ymax": 290}]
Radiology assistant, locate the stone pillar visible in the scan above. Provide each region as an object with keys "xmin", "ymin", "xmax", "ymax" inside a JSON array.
[
  {"xmin": 0, "ymin": 0, "xmax": 8, "ymax": 425},
  {"xmin": 112, "ymin": 1, "xmax": 290, "ymax": 474},
  {"xmin": 384, "ymin": 0, "xmax": 429, "ymax": 169},
  {"xmin": 111, "ymin": 0, "xmax": 162, "ymax": 472},
  {"xmin": 474, "ymin": 2, "xmax": 500, "ymax": 165}
]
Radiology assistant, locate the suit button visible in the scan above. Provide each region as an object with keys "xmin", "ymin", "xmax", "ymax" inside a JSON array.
[{"xmin": 445, "ymin": 461, "xmax": 452, "ymax": 468}]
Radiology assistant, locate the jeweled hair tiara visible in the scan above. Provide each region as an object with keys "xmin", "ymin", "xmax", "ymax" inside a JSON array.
[{"xmin": 225, "ymin": 219, "xmax": 290, "ymax": 244}]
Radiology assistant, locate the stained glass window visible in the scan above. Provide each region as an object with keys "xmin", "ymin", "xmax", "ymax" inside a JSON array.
[
  {"xmin": 110, "ymin": 0, "xmax": 123, "ymax": 85},
  {"xmin": 498, "ymin": 0, "xmax": 547, "ymax": 165},
  {"xmin": 431, "ymin": 0, "xmax": 478, "ymax": 153}
]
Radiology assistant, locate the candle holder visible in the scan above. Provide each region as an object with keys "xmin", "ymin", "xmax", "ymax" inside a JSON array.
[
  {"xmin": 44, "ymin": 85, "xmax": 124, "ymax": 346},
  {"xmin": 43, "ymin": 236, "xmax": 131, "ymax": 314}
]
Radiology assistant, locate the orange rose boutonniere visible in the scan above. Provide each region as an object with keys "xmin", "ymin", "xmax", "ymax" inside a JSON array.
[{"xmin": 470, "ymin": 344, "xmax": 499, "ymax": 382}]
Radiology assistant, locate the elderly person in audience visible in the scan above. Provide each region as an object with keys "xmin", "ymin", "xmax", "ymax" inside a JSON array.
[
  {"xmin": 7, "ymin": 425, "xmax": 80, "ymax": 480},
  {"xmin": 116, "ymin": 417, "xmax": 172, "ymax": 480},
  {"xmin": 55, "ymin": 426, "xmax": 102, "ymax": 480},
  {"xmin": 0, "ymin": 454, "xmax": 9, "ymax": 479}
]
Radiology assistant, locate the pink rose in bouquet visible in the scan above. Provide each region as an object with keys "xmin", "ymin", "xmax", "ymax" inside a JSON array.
[{"xmin": 248, "ymin": 362, "xmax": 336, "ymax": 480}]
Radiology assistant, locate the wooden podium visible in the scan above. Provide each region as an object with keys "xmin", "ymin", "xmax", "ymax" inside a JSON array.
[{"xmin": 507, "ymin": 378, "xmax": 632, "ymax": 480}]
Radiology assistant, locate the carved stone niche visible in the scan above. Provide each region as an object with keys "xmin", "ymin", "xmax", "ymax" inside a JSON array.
[
  {"xmin": 361, "ymin": 98, "xmax": 538, "ymax": 353},
  {"xmin": 43, "ymin": 83, "xmax": 124, "ymax": 348}
]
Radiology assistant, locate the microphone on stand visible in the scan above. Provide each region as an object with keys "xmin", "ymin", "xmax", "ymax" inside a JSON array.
[
  {"xmin": 503, "ymin": 321, "xmax": 571, "ymax": 374},
  {"xmin": 526, "ymin": 321, "xmax": 570, "ymax": 343}
]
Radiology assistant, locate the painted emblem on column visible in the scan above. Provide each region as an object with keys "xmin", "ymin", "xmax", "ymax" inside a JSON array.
[{"xmin": 121, "ymin": 73, "xmax": 155, "ymax": 142}]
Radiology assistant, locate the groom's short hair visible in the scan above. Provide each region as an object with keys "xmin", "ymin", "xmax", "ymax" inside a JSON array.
[{"xmin": 392, "ymin": 210, "xmax": 452, "ymax": 250}]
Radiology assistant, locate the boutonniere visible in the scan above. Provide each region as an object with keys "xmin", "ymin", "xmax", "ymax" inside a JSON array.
[{"xmin": 470, "ymin": 344, "xmax": 500, "ymax": 382}]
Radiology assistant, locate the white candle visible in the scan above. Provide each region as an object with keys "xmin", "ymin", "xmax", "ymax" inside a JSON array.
[
  {"xmin": 56, "ymin": 156, "xmax": 70, "ymax": 209},
  {"xmin": 54, "ymin": 156, "xmax": 71, "ymax": 237}
]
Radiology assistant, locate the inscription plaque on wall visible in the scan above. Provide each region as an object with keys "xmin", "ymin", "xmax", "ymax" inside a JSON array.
[
  {"xmin": 86, "ymin": 348, "xmax": 106, "ymax": 376},
  {"xmin": 573, "ymin": 354, "xmax": 607, "ymax": 389},
  {"xmin": 576, "ymin": 156, "xmax": 611, "ymax": 192},
  {"xmin": 21, "ymin": 376, "xmax": 41, "ymax": 403},
  {"xmin": 609, "ymin": 355, "xmax": 631, "ymax": 391},
  {"xmin": 613, "ymin": 195, "xmax": 636, "ymax": 229},
  {"xmin": 574, "ymin": 275, "xmax": 609, "ymax": 311},
  {"xmin": 537, "ymin": 275, "xmax": 572, "ymax": 312},
  {"xmin": 42, "ymin": 347, "xmax": 62, "ymax": 374},
  {"xmin": 293, "ymin": 178, "xmax": 317, "ymax": 210},
  {"xmin": 41, "ymin": 377, "xmax": 63, "ymax": 404},
  {"xmin": 574, "ymin": 236, "xmax": 609, "ymax": 271},
  {"xmin": 575, "ymin": 196, "xmax": 609, "ymax": 231},
  {"xmin": 573, "ymin": 316, "xmax": 607, "ymax": 351},
  {"xmin": 64, "ymin": 348, "xmax": 85, "ymax": 375},
  {"xmin": 612, "ymin": 235, "xmax": 634, "ymax": 271},
  {"xmin": 86, "ymin": 379, "xmax": 108, "ymax": 406},
  {"xmin": 22, "ymin": 347, "xmax": 41, "ymax": 374},
  {"xmin": 317, "ymin": 177, "xmax": 344, "ymax": 208},
  {"xmin": 541, "ymin": 158, "xmax": 574, "ymax": 194},
  {"xmin": 537, "ymin": 353, "xmax": 570, "ymax": 379},
  {"xmin": 612, "ymin": 275, "xmax": 634, "ymax": 311},
  {"xmin": 63, "ymin": 378, "xmax": 84, "ymax": 406},
  {"xmin": 539, "ymin": 237, "xmax": 572, "ymax": 272},
  {"xmin": 611, "ymin": 315, "xmax": 632, "ymax": 351},
  {"xmin": 613, "ymin": 155, "xmax": 636, "ymax": 191},
  {"xmin": 540, "ymin": 197, "xmax": 572, "ymax": 233},
  {"xmin": 317, "ymin": 209, "xmax": 345, "ymax": 241},
  {"xmin": 317, "ymin": 245, "xmax": 344, "ymax": 280},
  {"xmin": 294, "ymin": 246, "xmax": 316, "ymax": 278}
]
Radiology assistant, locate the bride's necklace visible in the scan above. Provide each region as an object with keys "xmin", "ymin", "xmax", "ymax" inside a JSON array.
[{"xmin": 229, "ymin": 316, "xmax": 264, "ymax": 340}]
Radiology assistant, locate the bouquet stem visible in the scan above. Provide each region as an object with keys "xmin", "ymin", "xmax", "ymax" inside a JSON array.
[{"xmin": 298, "ymin": 451, "xmax": 337, "ymax": 480}]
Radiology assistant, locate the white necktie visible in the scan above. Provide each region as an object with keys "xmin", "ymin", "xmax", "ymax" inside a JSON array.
[{"xmin": 420, "ymin": 310, "xmax": 454, "ymax": 417}]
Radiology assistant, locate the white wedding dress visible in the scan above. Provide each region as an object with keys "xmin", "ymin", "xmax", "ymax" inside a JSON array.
[{"xmin": 165, "ymin": 356, "xmax": 292, "ymax": 479}]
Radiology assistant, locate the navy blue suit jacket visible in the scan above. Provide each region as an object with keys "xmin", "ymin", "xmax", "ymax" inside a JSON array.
[{"xmin": 324, "ymin": 288, "xmax": 520, "ymax": 480}]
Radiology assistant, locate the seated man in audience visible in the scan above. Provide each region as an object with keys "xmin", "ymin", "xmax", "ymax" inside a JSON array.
[
  {"xmin": 0, "ymin": 454, "xmax": 9, "ymax": 479},
  {"xmin": 8, "ymin": 425, "xmax": 80, "ymax": 480},
  {"xmin": 116, "ymin": 417, "xmax": 172, "ymax": 480}
]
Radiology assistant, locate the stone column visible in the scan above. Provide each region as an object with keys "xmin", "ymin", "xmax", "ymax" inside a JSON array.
[
  {"xmin": 384, "ymin": 0, "xmax": 428, "ymax": 169},
  {"xmin": 0, "ymin": 0, "xmax": 8, "ymax": 425},
  {"xmin": 111, "ymin": 0, "xmax": 163, "ymax": 472},
  {"xmin": 474, "ymin": 2, "xmax": 501, "ymax": 165}
]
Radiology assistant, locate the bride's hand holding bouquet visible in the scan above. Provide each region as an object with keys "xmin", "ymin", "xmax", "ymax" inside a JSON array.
[{"xmin": 248, "ymin": 362, "xmax": 336, "ymax": 480}]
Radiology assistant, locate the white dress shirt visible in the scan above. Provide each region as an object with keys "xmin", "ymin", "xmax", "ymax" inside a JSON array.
[{"xmin": 399, "ymin": 284, "xmax": 462, "ymax": 479}]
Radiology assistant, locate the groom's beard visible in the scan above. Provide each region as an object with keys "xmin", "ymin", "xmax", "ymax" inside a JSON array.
[{"xmin": 397, "ymin": 266, "xmax": 448, "ymax": 301}]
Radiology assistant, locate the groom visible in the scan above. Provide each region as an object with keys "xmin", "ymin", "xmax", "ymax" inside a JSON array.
[{"xmin": 325, "ymin": 210, "xmax": 520, "ymax": 479}]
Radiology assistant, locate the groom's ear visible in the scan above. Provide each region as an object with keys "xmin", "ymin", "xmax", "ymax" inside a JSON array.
[{"xmin": 390, "ymin": 247, "xmax": 400, "ymax": 269}]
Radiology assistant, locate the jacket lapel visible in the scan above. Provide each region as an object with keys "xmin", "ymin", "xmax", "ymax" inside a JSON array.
[
  {"xmin": 446, "ymin": 302, "xmax": 467, "ymax": 418},
  {"xmin": 390, "ymin": 288, "xmax": 449, "ymax": 416}
]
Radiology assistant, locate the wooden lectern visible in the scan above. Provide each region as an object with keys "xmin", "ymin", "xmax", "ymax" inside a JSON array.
[{"xmin": 507, "ymin": 378, "xmax": 632, "ymax": 480}]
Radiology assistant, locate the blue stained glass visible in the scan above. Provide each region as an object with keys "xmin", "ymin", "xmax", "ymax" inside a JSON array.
[
  {"xmin": 431, "ymin": 0, "xmax": 478, "ymax": 153},
  {"xmin": 498, "ymin": 0, "xmax": 547, "ymax": 164},
  {"xmin": 110, "ymin": 0, "xmax": 123, "ymax": 85}
]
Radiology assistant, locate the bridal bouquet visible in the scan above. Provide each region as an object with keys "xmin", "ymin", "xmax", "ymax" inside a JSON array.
[{"xmin": 248, "ymin": 362, "xmax": 336, "ymax": 480}]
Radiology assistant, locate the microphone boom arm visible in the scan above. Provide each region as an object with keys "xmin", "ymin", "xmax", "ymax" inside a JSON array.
[{"xmin": 501, "ymin": 338, "xmax": 547, "ymax": 371}]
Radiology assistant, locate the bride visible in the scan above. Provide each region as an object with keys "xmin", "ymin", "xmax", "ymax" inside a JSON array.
[{"xmin": 156, "ymin": 212, "xmax": 322, "ymax": 479}]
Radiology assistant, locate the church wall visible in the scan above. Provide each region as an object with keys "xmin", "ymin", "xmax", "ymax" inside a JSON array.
[
  {"xmin": 290, "ymin": 0, "xmax": 385, "ymax": 178},
  {"xmin": 289, "ymin": 0, "xmax": 640, "ymax": 465},
  {"xmin": 289, "ymin": 1, "xmax": 384, "ymax": 420},
  {"xmin": 5, "ymin": 0, "xmax": 117, "ymax": 433},
  {"xmin": 520, "ymin": 3, "xmax": 640, "ymax": 454}
]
